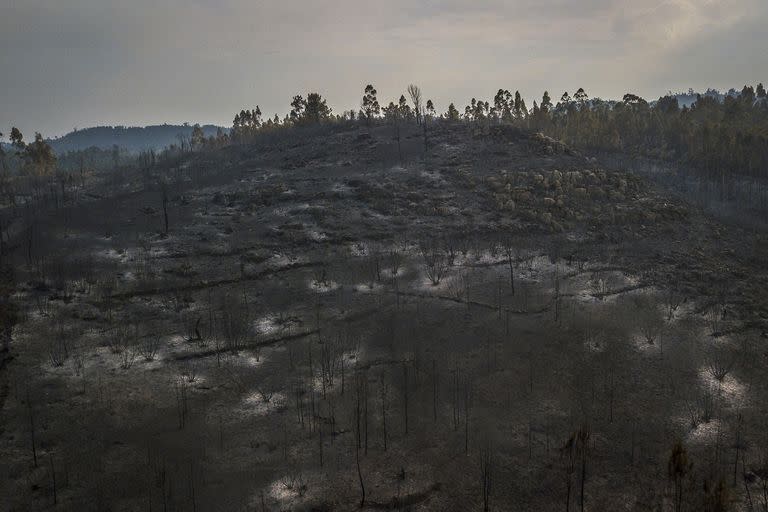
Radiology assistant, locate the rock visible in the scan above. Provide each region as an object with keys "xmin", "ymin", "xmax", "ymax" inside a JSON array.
[{"xmin": 543, "ymin": 197, "xmax": 556, "ymax": 207}]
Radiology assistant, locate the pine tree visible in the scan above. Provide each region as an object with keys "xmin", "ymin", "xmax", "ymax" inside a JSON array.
[
  {"xmin": 361, "ymin": 85, "xmax": 380, "ymax": 124},
  {"xmin": 445, "ymin": 103, "xmax": 460, "ymax": 121},
  {"xmin": 541, "ymin": 92, "xmax": 553, "ymax": 114},
  {"xmin": 425, "ymin": 100, "xmax": 435, "ymax": 119},
  {"xmin": 290, "ymin": 95, "xmax": 306, "ymax": 123},
  {"xmin": 304, "ymin": 93, "xmax": 331, "ymax": 123}
]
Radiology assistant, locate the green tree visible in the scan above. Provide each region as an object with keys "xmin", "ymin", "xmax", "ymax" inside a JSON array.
[
  {"xmin": 304, "ymin": 92, "xmax": 331, "ymax": 123},
  {"xmin": 23, "ymin": 133, "xmax": 56, "ymax": 178},
  {"xmin": 398, "ymin": 95, "xmax": 412, "ymax": 121},
  {"xmin": 190, "ymin": 124, "xmax": 205, "ymax": 149},
  {"xmin": 361, "ymin": 85, "xmax": 380, "ymax": 124},
  {"xmin": 290, "ymin": 95, "xmax": 306, "ymax": 123},
  {"xmin": 493, "ymin": 89, "xmax": 512, "ymax": 122},
  {"xmin": 513, "ymin": 91, "xmax": 527, "ymax": 119},
  {"xmin": 10, "ymin": 127, "xmax": 24, "ymax": 149},
  {"xmin": 445, "ymin": 103, "xmax": 460, "ymax": 121},
  {"xmin": 541, "ymin": 91, "xmax": 553, "ymax": 114},
  {"xmin": 574, "ymin": 88, "xmax": 588, "ymax": 107},
  {"xmin": 425, "ymin": 99, "xmax": 435, "ymax": 119}
]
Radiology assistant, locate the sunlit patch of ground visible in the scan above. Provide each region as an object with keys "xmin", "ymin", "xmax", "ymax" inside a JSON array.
[
  {"xmin": 255, "ymin": 315, "xmax": 283, "ymax": 336},
  {"xmin": 684, "ymin": 418, "xmax": 725, "ymax": 444},
  {"xmin": 698, "ymin": 367, "xmax": 748, "ymax": 408},
  {"xmin": 254, "ymin": 314, "xmax": 303, "ymax": 338},
  {"xmin": 263, "ymin": 476, "xmax": 307, "ymax": 507}
]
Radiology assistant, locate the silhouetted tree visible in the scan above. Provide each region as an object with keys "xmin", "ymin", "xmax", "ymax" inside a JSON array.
[
  {"xmin": 407, "ymin": 84, "xmax": 423, "ymax": 125},
  {"xmin": 361, "ymin": 85, "xmax": 380, "ymax": 125}
]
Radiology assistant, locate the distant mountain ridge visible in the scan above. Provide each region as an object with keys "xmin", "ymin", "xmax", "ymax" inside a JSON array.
[
  {"xmin": 45, "ymin": 124, "xmax": 228, "ymax": 154},
  {"xmin": 667, "ymin": 88, "xmax": 740, "ymax": 108}
]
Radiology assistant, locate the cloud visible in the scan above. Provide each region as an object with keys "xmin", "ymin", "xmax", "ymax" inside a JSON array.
[{"xmin": 0, "ymin": 0, "xmax": 765, "ymax": 137}]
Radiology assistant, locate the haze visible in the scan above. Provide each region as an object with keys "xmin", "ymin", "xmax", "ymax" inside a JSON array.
[{"xmin": 2, "ymin": 0, "xmax": 766, "ymax": 137}]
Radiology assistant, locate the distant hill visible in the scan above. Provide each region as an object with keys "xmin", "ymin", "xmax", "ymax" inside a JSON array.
[
  {"xmin": 45, "ymin": 124, "xmax": 228, "ymax": 154},
  {"xmin": 667, "ymin": 88, "xmax": 740, "ymax": 108}
]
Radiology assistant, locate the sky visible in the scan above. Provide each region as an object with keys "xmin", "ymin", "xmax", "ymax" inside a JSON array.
[{"xmin": 1, "ymin": 0, "xmax": 767, "ymax": 138}]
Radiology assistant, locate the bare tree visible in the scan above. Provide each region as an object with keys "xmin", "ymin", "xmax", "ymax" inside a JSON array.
[
  {"xmin": 421, "ymin": 241, "xmax": 449, "ymax": 286},
  {"xmin": 380, "ymin": 371, "xmax": 390, "ymax": 451},
  {"xmin": 479, "ymin": 439, "xmax": 493, "ymax": 512},
  {"xmin": 668, "ymin": 440, "xmax": 692, "ymax": 512},
  {"xmin": 706, "ymin": 350, "xmax": 736, "ymax": 383},
  {"xmin": 407, "ymin": 84, "xmax": 423, "ymax": 125}
]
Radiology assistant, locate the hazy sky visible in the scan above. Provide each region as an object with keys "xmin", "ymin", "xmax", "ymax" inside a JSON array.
[{"xmin": 2, "ymin": 0, "xmax": 767, "ymax": 137}]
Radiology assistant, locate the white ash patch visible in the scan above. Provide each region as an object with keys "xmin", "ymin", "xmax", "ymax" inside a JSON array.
[
  {"xmin": 415, "ymin": 271, "xmax": 459, "ymax": 294},
  {"xmin": 175, "ymin": 371, "xmax": 207, "ymax": 385},
  {"xmin": 241, "ymin": 391, "xmax": 286, "ymax": 417},
  {"xmin": 269, "ymin": 252, "xmax": 302, "ymax": 268},
  {"xmin": 353, "ymin": 282, "xmax": 384, "ymax": 293},
  {"xmin": 307, "ymin": 229, "xmax": 328, "ymax": 242},
  {"xmin": 685, "ymin": 418, "xmax": 725, "ymax": 444},
  {"xmin": 698, "ymin": 367, "xmax": 748, "ymax": 408},
  {"xmin": 254, "ymin": 316, "xmax": 281, "ymax": 336},
  {"xmin": 629, "ymin": 332, "xmax": 662, "ymax": 355},
  {"xmin": 99, "ymin": 248, "xmax": 131, "ymax": 262},
  {"xmin": 271, "ymin": 206, "xmax": 291, "ymax": 217},
  {"xmin": 309, "ymin": 279, "xmax": 340, "ymax": 293},
  {"xmin": 239, "ymin": 354, "xmax": 267, "ymax": 368},
  {"xmin": 465, "ymin": 249, "xmax": 506, "ymax": 266},
  {"xmin": 348, "ymin": 242, "xmax": 369, "ymax": 257},
  {"xmin": 254, "ymin": 314, "xmax": 302, "ymax": 337},
  {"xmin": 331, "ymin": 182, "xmax": 352, "ymax": 194}
]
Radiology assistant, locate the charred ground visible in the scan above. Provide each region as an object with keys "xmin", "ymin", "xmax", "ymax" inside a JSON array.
[{"xmin": 1, "ymin": 121, "xmax": 767, "ymax": 511}]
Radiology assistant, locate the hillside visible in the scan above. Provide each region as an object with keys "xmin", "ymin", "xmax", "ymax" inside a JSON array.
[{"xmin": 1, "ymin": 121, "xmax": 767, "ymax": 510}]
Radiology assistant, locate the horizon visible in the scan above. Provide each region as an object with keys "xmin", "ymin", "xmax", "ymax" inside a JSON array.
[
  {"xmin": 1, "ymin": 83, "xmax": 757, "ymax": 141},
  {"xmin": 2, "ymin": 0, "xmax": 767, "ymax": 138}
]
